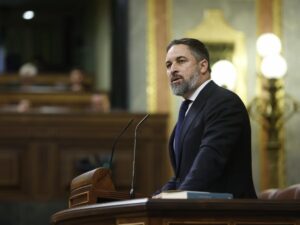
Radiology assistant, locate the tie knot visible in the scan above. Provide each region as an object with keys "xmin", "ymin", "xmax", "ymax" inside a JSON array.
[
  {"xmin": 181, "ymin": 99, "xmax": 191, "ymax": 109},
  {"xmin": 182, "ymin": 99, "xmax": 191, "ymax": 107},
  {"xmin": 179, "ymin": 99, "xmax": 191, "ymax": 117}
]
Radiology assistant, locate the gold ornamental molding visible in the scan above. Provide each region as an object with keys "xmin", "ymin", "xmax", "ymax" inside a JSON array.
[
  {"xmin": 256, "ymin": 0, "xmax": 285, "ymax": 190},
  {"xmin": 272, "ymin": 0, "xmax": 282, "ymax": 36},
  {"xmin": 146, "ymin": 0, "xmax": 157, "ymax": 113},
  {"xmin": 186, "ymin": 9, "xmax": 248, "ymax": 104},
  {"xmin": 146, "ymin": 0, "xmax": 171, "ymax": 113}
]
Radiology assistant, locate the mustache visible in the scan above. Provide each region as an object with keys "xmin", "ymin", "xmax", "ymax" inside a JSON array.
[{"xmin": 170, "ymin": 74, "xmax": 183, "ymax": 82}]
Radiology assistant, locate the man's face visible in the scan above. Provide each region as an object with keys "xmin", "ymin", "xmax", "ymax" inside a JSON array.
[{"xmin": 165, "ymin": 44, "xmax": 205, "ymax": 98}]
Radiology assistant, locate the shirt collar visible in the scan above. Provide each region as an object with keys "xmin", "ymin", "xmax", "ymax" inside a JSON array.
[{"xmin": 187, "ymin": 79, "xmax": 211, "ymax": 102}]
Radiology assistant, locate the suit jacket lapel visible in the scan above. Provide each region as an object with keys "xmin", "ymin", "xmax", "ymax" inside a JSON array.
[{"xmin": 175, "ymin": 81, "xmax": 218, "ymax": 175}]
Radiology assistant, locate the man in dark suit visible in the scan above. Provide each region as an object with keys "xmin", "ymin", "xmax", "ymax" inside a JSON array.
[{"xmin": 155, "ymin": 38, "xmax": 257, "ymax": 198}]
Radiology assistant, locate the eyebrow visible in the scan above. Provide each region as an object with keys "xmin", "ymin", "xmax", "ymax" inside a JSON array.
[{"xmin": 166, "ymin": 55, "xmax": 187, "ymax": 63}]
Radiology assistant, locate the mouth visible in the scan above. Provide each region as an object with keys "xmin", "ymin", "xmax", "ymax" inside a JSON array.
[{"xmin": 171, "ymin": 76, "xmax": 183, "ymax": 85}]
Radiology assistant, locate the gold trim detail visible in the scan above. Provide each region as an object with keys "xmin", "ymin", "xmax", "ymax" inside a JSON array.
[
  {"xmin": 273, "ymin": 0, "xmax": 285, "ymax": 188},
  {"xmin": 256, "ymin": 0, "xmax": 285, "ymax": 189},
  {"xmin": 68, "ymin": 191, "xmax": 90, "ymax": 208},
  {"xmin": 146, "ymin": 0, "xmax": 157, "ymax": 112},
  {"xmin": 186, "ymin": 9, "xmax": 248, "ymax": 104},
  {"xmin": 167, "ymin": 221, "xmax": 228, "ymax": 225},
  {"xmin": 118, "ymin": 223, "xmax": 145, "ymax": 225},
  {"xmin": 273, "ymin": 0, "xmax": 282, "ymax": 37}
]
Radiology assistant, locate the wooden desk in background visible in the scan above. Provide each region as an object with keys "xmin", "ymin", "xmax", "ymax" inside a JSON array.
[
  {"xmin": 0, "ymin": 91, "xmax": 101, "ymax": 109},
  {"xmin": 0, "ymin": 73, "xmax": 92, "ymax": 87},
  {"xmin": 0, "ymin": 74, "xmax": 108, "ymax": 110},
  {"xmin": 0, "ymin": 112, "xmax": 169, "ymax": 201}
]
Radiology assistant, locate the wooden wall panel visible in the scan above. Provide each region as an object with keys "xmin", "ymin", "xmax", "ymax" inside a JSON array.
[
  {"xmin": 0, "ymin": 148, "xmax": 20, "ymax": 186},
  {"xmin": 0, "ymin": 112, "xmax": 168, "ymax": 201}
]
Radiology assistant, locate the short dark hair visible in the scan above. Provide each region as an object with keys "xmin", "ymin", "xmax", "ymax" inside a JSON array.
[{"xmin": 166, "ymin": 38, "xmax": 211, "ymax": 72}]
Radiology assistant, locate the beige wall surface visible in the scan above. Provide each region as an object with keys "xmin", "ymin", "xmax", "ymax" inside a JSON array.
[
  {"xmin": 84, "ymin": 0, "xmax": 111, "ymax": 92},
  {"xmin": 128, "ymin": 0, "xmax": 148, "ymax": 112}
]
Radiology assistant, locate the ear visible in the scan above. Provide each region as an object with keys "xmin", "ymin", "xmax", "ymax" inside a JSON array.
[{"xmin": 198, "ymin": 59, "xmax": 209, "ymax": 74}]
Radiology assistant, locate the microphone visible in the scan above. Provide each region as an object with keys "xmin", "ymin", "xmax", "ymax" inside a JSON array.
[
  {"xmin": 108, "ymin": 118, "xmax": 134, "ymax": 169},
  {"xmin": 129, "ymin": 114, "xmax": 150, "ymax": 199},
  {"xmin": 70, "ymin": 118, "xmax": 135, "ymax": 207}
]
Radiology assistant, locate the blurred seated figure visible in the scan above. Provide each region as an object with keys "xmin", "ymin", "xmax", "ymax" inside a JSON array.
[
  {"xmin": 89, "ymin": 93, "xmax": 110, "ymax": 113},
  {"xmin": 18, "ymin": 62, "xmax": 61, "ymax": 92},
  {"xmin": 0, "ymin": 99, "xmax": 32, "ymax": 113},
  {"xmin": 17, "ymin": 99, "xmax": 32, "ymax": 113},
  {"xmin": 19, "ymin": 62, "xmax": 38, "ymax": 91},
  {"xmin": 69, "ymin": 68, "xmax": 85, "ymax": 92},
  {"xmin": 36, "ymin": 105, "xmax": 71, "ymax": 114}
]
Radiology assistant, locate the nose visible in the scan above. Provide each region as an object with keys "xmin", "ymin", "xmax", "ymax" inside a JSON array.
[{"xmin": 169, "ymin": 63, "xmax": 178, "ymax": 76}]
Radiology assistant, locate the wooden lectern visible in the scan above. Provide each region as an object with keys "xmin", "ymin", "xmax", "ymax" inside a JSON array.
[
  {"xmin": 69, "ymin": 167, "xmax": 134, "ymax": 208},
  {"xmin": 52, "ymin": 198, "xmax": 300, "ymax": 225},
  {"xmin": 55, "ymin": 169, "xmax": 300, "ymax": 225}
]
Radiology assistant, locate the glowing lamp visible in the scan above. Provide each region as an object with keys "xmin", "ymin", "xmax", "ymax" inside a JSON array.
[{"xmin": 211, "ymin": 60, "xmax": 237, "ymax": 90}]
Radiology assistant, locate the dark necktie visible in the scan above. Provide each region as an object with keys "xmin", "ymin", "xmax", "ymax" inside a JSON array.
[{"xmin": 174, "ymin": 99, "xmax": 191, "ymax": 165}]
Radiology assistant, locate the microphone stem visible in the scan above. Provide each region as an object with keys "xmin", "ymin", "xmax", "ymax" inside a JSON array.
[
  {"xmin": 109, "ymin": 119, "xmax": 134, "ymax": 169},
  {"xmin": 130, "ymin": 114, "xmax": 149, "ymax": 199}
]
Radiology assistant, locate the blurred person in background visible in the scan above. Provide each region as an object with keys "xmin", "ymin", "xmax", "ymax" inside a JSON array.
[
  {"xmin": 89, "ymin": 93, "xmax": 110, "ymax": 113},
  {"xmin": 69, "ymin": 68, "xmax": 86, "ymax": 92}
]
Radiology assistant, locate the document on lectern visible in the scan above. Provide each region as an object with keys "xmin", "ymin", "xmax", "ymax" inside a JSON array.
[{"xmin": 158, "ymin": 191, "xmax": 233, "ymax": 199}]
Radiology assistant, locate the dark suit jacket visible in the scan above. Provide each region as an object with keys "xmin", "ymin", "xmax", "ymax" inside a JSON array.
[{"xmin": 160, "ymin": 81, "xmax": 257, "ymax": 198}]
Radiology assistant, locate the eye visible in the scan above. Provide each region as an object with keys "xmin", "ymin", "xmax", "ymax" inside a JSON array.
[
  {"xmin": 166, "ymin": 62, "xmax": 171, "ymax": 69},
  {"xmin": 177, "ymin": 57, "xmax": 187, "ymax": 64}
]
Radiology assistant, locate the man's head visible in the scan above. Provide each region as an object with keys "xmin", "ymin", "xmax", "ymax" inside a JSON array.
[
  {"xmin": 165, "ymin": 38, "xmax": 211, "ymax": 98},
  {"xmin": 69, "ymin": 68, "xmax": 85, "ymax": 92}
]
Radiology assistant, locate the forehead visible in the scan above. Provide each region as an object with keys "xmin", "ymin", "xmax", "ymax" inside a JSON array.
[{"xmin": 166, "ymin": 44, "xmax": 194, "ymax": 61}]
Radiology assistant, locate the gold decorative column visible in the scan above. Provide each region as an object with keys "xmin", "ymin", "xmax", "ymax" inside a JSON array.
[
  {"xmin": 256, "ymin": 0, "xmax": 285, "ymax": 189},
  {"xmin": 146, "ymin": 0, "xmax": 173, "ymax": 184},
  {"xmin": 146, "ymin": 0, "xmax": 171, "ymax": 113}
]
